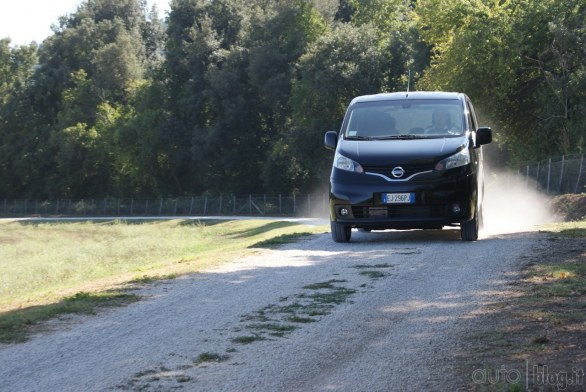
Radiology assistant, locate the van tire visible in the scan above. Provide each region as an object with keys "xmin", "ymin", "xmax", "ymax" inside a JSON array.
[
  {"xmin": 461, "ymin": 210, "xmax": 479, "ymax": 241},
  {"xmin": 331, "ymin": 221, "xmax": 351, "ymax": 242}
]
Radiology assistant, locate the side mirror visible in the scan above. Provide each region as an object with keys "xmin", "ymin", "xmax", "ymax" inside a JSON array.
[
  {"xmin": 476, "ymin": 127, "xmax": 492, "ymax": 146},
  {"xmin": 324, "ymin": 131, "xmax": 338, "ymax": 151}
]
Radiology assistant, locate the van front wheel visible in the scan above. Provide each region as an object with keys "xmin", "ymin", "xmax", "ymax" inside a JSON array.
[
  {"xmin": 461, "ymin": 210, "xmax": 479, "ymax": 241},
  {"xmin": 331, "ymin": 221, "xmax": 351, "ymax": 243}
]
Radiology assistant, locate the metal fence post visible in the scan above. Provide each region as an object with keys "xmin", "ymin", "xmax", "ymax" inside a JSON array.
[
  {"xmin": 158, "ymin": 199, "xmax": 163, "ymax": 215},
  {"xmin": 575, "ymin": 154, "xmax": 584, "ymax": 194},
  {"xmin": 558, "ymin": 155, "xmax": 565, "ymax": 193},
  {"xmin": 535, "ymin": 161, "xmax": 541, "ymax": 189},
  {"xmin": 547, "ymin": 158, "xmax": 552, "ymax": 193}
]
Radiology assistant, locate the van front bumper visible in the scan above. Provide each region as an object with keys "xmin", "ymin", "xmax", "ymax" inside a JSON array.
[{"xmin": 329, "ymin": 167, "xmax": 477, "ymax": 229}]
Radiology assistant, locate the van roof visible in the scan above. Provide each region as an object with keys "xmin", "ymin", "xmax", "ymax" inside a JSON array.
[{"xmin": 350, "ymin": 91, "xmax": 465, "ymax": 104}]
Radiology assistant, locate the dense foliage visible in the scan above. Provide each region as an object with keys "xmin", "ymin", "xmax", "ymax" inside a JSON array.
[{"xmin": 0, "ymin": 0, "xmax": 585, "ymax": 198}]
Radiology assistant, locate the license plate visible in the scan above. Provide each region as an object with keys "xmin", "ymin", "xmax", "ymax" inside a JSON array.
[{"xmin": 382, "ymin": 193, "xmax": 415, "ymax": 204}]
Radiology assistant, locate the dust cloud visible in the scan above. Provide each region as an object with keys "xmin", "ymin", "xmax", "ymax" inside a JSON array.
[
  {"xmin": 307, "ymin": 185, "xmax": 330, "ymax": 219},
  {"xmin": 481, "ymin": 169, "xmax": 556, "ymax": 236}
]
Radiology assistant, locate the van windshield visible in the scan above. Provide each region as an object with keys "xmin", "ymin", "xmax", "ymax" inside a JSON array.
[{"xmin": 343, "ymin": 99, "xmax": 466, "ymax": 139}]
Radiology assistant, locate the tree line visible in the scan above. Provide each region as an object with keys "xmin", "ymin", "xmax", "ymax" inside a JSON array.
[{"xmin": 1, "ymin": 0, "xmax": 585, "ymax": 199}]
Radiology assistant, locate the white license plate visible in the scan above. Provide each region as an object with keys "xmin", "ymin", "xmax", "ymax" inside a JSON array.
[{"xmin": 382, "ymin": 193, "xmax": 415, "ymax": 204}]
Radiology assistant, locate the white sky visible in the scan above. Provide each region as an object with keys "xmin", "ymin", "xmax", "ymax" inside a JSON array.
[{"xmin": 0, "ymin": 0, "xmax": 171, "ymax": 46}]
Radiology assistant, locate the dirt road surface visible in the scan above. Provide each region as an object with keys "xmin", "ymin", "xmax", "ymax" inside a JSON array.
[{"xmin": 0, "ymin": 228, "xmax": 541, "ymax": 391}]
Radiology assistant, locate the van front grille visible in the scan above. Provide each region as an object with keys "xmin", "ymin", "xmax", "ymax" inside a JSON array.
[{"xmin": 362, "ymin": 164, "xmax": 435, "ymax": 179}]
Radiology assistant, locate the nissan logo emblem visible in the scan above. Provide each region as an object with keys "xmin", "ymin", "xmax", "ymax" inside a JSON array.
[{"xmin": 391, "ymin": 167, "xmax": 405, "ymax": 178}]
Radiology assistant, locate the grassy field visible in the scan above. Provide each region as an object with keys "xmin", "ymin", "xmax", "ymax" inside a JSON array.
[{"xmin": 0, "ymin": 219, "xmax": 326, "ymax": 342}]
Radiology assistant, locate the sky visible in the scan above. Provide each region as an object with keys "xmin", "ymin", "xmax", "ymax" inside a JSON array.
[{"xmin": 0, "ymin": 0, "xmax": 171, "ymax": 46}]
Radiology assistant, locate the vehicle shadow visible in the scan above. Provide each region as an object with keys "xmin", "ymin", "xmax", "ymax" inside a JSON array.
[{"xmin": 351, "ymin": 228, "xmax": 462, "ymax": 242}]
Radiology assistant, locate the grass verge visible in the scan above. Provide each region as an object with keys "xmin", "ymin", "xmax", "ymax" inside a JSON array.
[
  {"xmin": 0, "ymin": 219, "xmax": 326, "ymax": 343},
  {"xmin": 456, "ymin": 220, "xmax": 586, "ymax": 391},
  {"xmin": 0, "ymin": 291, "xmax": 139, "ymax": 343}
]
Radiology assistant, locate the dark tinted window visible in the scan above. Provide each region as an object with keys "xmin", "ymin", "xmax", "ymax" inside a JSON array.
[
  {"xmin": 466, "ymin": 100, "xmax": 477, "ymax": 131},
  {"xmin": 344, "ymin": 99, "xmax": 465, "ymax": 138}
]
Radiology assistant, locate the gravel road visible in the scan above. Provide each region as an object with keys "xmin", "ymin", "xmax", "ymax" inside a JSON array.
[{"xmin": 0, "ymin": 228, "xmax": 542, "ymax": 392}]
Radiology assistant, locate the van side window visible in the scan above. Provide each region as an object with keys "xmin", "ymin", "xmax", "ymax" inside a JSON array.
[{"xmin": 466, "ymin": 101, "xmax": 477, "ymax": 131}]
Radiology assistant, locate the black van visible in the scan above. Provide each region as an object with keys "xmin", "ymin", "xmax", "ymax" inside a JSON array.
[{"xmin": 324, "ymin": 92, "xmax": 492, "ymax": 242}]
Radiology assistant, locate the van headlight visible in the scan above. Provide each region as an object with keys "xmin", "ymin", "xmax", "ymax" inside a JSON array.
[
  {"xmin": 435, "ymin": 148, "xmax": 470, "ymax": 171},
  {"xmin": 334, "ymin": 152, "xmax": 364, "ymax": 173}
]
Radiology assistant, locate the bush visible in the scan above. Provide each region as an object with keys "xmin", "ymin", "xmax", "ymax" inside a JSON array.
[{"xmin": 551, "ymin": 194, "xmax": 586, "ymax": 221}]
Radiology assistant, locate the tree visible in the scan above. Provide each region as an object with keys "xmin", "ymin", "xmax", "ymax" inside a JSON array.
[
  {"xmin": 416, "ymin": 0, "xmax": 586, "ymax": 162},
  {"xmin": 92, "ymin": 29, "xmax": 145, "ymax": 98},
  {"xmin": 0, "ymin": 40, "xmax": 48, "ymax": 198},
  {"xmin": 36, "ymin": 0, "xmax": 163, "ymax": 197},
  {"xmin": 283, "ymin": 23, "xmax": 393, "ymax": 191}
]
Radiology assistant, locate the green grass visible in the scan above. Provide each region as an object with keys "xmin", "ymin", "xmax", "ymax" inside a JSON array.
[
  {"xmin": 0, "ymin": 219, "xmax": 325, "ymax": 310},
  {"xmin": 194, "ymin": 352, "xmax": 230, "ymax": 364},
  {"xmin": 0, "ymin": 291, "xmax": 139, "ymax": 343},
  {"xmin": 531, "ymin": 220, "xmax": 586, "ymax": 301},
  {"xmin": 235, "ymin": 278, "xmax": 360, "ymax": 344},
  {"xmin": 288, "ymin": 316, "xmax": 317, "ymax": 323},
  {"xmin": 302, "ymin": 279, "xmax": 347, "ymax": 290},
  {"xmin": 539, "ymin": 220, "xmax": 586, "ymax": 236},
  {"xmin": 247, "ymin": 323, "xmax": 298, "ymax": 332},
  {"xmin": 359, "ymin": 270, "xmax": 389, "ymax": 279},
  {"xmin": 300, "ymin": 287, "xmax": 357, "ymax": 305},
  {"xmin": 249, "ymin": 231, "xmax": 317, "ymax": 248},
  {"xmin": 231, "ymin": 335, "xmax": 265, "ymax": 345},
  {"xmin": 0, "ymin": 219, "xmax": 326, "ymax": 343}
]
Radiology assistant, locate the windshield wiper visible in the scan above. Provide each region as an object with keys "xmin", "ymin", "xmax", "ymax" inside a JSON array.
[
  {"xmin": 344, "ymin": 135, "xmax": 374, "ymax": 140},
  {"xmin": 372, "ymin": 134, "xmax": 429, "ymax": 140}
]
